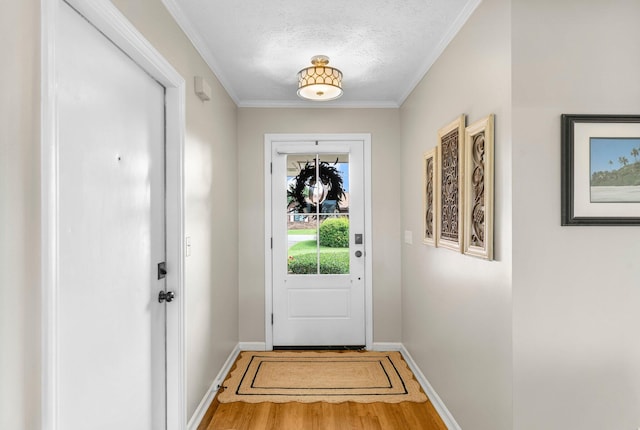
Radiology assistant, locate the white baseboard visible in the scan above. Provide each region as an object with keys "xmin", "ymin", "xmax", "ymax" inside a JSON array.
[
  {"xmin": 371, "ymin": 342, "xmax": 403, "ymax": 351},
  {"xmin": 186, "ymin": 343, "xmax": 241, "ymax": 430},
  {"xmin": 398, "ymin": 345, "xmax": 461, "ymax": 430},
  {"xmin": 238, "ymin": 341, "xmax": 267, "ymax": 351}
]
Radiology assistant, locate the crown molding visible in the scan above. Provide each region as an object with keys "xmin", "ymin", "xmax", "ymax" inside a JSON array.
[
  {"xmin": 161, "ymin": 0, "xmax": 240, "ymax": 105},
  {"xmin": 397, "ymin": 0, "xmax": 483, "ymax": 106},
  {"xmin": 238, "ymin": 99, "xmax": 400, "ymax": 109},
  {"xmin": 162, "ymin": 0, "xmax": 481, "ymax": 109}
]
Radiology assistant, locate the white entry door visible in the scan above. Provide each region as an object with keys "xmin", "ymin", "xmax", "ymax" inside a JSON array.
[
  {"xmin": 56, "ymin": 1, "xmax": 167, "ymax": 429},
  {"xmin": 271, "ymin": 139, "xmax": 366, "ymax": 347}
]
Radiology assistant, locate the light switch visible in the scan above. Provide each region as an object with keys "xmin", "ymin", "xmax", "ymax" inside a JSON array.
[
  {"xmin": 404, "ymin": 230, "xmax": 413, "ymax": 244},
  {"xmin": 185, "ymin": 236, "xmax": 192, "ymax": 257}
]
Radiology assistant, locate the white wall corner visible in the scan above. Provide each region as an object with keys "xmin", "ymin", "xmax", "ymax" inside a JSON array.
[
  {"xmin": 186, "ymin": 343, "xmax": 241, "ymax": 430},
  {"xmin": 399, "ymin": 345, "xmax": 462, "ymax": 430}
]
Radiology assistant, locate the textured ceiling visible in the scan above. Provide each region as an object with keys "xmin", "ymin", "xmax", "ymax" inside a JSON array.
[{"xmin": 162, "ymin": 0, "xmax": 481, "ymax": 107}]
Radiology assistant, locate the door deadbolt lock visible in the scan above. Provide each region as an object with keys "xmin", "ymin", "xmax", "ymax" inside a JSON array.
[
  {"xmin": 158, "ymin": 290, "xmax": 175, "ymax": 303},
  {"xmin": 157, "ymin": 262, "xmax": 167, "ymax": 280},
  {"xmin": 354, "ymin": 250, "xmax": 363, "ymax": 258}
]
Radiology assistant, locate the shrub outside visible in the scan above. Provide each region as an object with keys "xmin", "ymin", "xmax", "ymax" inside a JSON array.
[
  {"xmin": 319, "ymin": 217, "xmax": 349, "ymax": 248},
  {"xmin": 288, "ymin": 252, "xmax": 349, "ymax": 274}
]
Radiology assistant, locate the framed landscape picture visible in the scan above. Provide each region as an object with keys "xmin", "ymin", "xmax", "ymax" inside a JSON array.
[
  {"xmin": 423, "ymin": 148, "xmax": 437, "ymax": 246},
  {"xmin": 436, "ymin": 115, "xmax": 465, "ymax": 251},
  {"xmin": 561, "ymin": 114, "xmax": 640, "ymax": 225}
]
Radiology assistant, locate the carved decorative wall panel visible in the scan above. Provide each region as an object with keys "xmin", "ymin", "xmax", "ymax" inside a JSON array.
[
  {"xmin": 464, "ymin": 115, "xmax": 494, "ymax": 260},
  {"xmin": 436, "ymin": 115, "xmax": 465, "ymax": 252},
  {"xmin": 423, "ymin": 148, "xmax": 437, "ymax": 246}
]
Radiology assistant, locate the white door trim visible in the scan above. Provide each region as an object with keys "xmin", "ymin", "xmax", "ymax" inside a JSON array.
[
  {"xmin": 41, "ymin": 1, "xmax": 186, "ymax": 429},
  {"xmin": 263, "ymin": 133, "xmax": 373, "ymax": 350}
]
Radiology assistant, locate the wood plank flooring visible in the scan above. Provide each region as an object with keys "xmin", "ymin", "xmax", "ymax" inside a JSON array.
[
  {"xmin": 198, "ymin": 352, "xmax": 448, "ymax": 430},
  {"xmin": 203, "ymin": 397, "xmax": 448, "ymax": 430}
]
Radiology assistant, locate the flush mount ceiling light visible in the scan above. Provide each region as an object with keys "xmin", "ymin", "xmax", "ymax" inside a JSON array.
[{"xmin": 297, "ymin": 55, "xmax": 343, "ymax": 101}]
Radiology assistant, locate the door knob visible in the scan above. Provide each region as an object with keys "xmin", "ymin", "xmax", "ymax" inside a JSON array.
[
  {"xmin": 158, "ymin": 290, "xmax": 175, "ymax": 303},
  {"xmin": 354, "ymin": 250, "xmax": 363, "ymax": 258}
]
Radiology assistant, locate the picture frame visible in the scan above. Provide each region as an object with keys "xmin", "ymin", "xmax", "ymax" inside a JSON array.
[
  {"xmin": 463, "ymin": 115, "xmax": 494, "ymax": 259},
  {"xmin": 423, "ymin": 148, "xmax": 437, "ymax": 246},
  {"xmin": 436, "ymin": 115, "xmax": 465, "ymax": 252},
  {"xmin": 561, "ymin": 114, "xmax": 640, "ymax": 226}
]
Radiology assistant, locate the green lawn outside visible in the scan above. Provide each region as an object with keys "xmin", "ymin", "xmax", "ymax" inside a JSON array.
[
  {"xmin": 287, "ymin": 229, "xmax": 317, "ymax": 235},
  {"xmin": 288, "ymin": 240, "xmax": 348, "ymax": 256}
]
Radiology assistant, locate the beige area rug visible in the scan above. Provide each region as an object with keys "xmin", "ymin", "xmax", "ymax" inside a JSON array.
[{"xmin": 217, "ymin": 350, "xmax": 428, "ymax": 404}]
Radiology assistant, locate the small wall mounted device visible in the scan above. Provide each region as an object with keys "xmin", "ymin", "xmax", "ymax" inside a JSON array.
[{"xmin": 194, "ymin": 76, "xmax": 211, "ymax": 101}]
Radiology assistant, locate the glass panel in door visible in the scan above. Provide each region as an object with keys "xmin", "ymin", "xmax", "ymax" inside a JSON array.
[{"xmin": 286, "ymin": 153, "xmax": 350, "ymax": 276}]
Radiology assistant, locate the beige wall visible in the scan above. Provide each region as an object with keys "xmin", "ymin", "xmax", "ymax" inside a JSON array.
[
  {"xmin": 0, "ymin": 1, "xmax": 41, "ymax": 429},
  {"xmin": 237, "ymin": 108, "xmax": 402, "ymax": 344},
  {"xmin": 400, "ymin": 0, "xmax": 512, "ymax": 428},
  {"xmin": 0, "ymin": 0, "xmax": 239, "ymax": 426},
  {"xmin": 512, "ymin": 1, "xmax": 640, "ymax": 429}
]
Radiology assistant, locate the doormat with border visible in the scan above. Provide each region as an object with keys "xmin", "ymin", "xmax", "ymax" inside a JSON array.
[{"xmin": 217, "ymin": 350, "xmax": 428, "ymax": 404}]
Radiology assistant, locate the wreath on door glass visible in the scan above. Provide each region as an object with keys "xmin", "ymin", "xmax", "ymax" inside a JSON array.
[{"xmin": 287, "ymin": 160, "xmax": 346, "ymax": 213}]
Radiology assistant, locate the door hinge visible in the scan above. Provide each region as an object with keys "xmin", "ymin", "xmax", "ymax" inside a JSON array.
[
  {"xmin": 271, "ymin": 237, "xmax": 273, "ymax": 249},
  {"xmin": 271, "ymin": 313, "xmax": 274, "ymax": 325},
  {"xmin": 270, "ymin": 162, "xmax": 272, "ymax": 174}
]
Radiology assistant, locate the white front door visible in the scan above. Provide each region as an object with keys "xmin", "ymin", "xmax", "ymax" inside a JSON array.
[
  {"xmin": 56, "ymin": 1, "xmax": 167, "ymax": 428},
  {"xmin": 270, "ymin": 139, "xmax": 367, "ymax": 347}
]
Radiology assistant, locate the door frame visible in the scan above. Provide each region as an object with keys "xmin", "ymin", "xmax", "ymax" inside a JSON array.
[
  {"xmin": 264, "ymin": 133, "xmax": 373, "ymax": 350},
  {"xmin": 41, "ymin": 1, "xmax": 186, "ymax": 429}
]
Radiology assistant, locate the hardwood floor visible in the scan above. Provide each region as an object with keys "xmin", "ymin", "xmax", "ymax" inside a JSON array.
[
  {"xmin": 197, "ymin": 352, "xmax": 448, "ymax": 430},
  {"xmin": 202, "ymin": 396, "xmax": 448, "ymax": 430}
]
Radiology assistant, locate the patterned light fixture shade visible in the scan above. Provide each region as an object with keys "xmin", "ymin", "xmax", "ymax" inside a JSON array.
[{"xmin": 297, "ymin": 55, "xmax": 343, "ymax": 101}]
